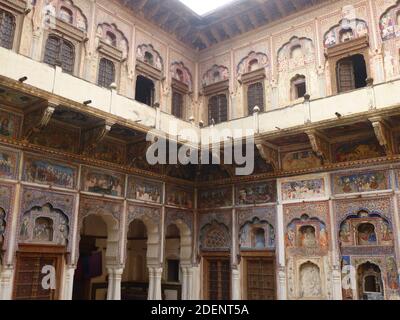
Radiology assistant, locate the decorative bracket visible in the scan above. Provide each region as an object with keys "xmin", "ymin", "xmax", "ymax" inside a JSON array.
[
  {"xmin": 22, "ymin": 103, "xmax": 56, "ymax": 142},
  {"xmin": 369, "ymin": 117, "xmax": 395, "ymax": 156},
  {"xmin": 256, "ymin": 142, "xmax": 279, "ymax": 171},
  {"xmin": 306, "ymin": 130, "xmax": 331, "ymax": 164},
  {"xmin": 81, "ymin": 120, "xmax": 115, "ymax": 155}
]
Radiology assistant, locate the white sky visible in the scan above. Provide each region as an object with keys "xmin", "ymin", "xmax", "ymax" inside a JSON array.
[{"xmin": 179, "ymin": 0, "xmax": 234, "ymax": 15}]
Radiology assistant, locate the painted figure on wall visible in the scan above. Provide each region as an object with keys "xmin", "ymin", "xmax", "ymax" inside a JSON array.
[
  {"xmin": 341, "ymin": 256, "xmax": 354, "ymax": 299},
  {"xmin": 339, "ymin": 220, "xmax": 351, "ymax": 244},
  {"xmin": 386, "ymin": 257, "xmax": 399, "ymax": 290},
  {"xmin": 0, "ymin": 150, "xmax": 17, "ymax": 179},
  {"xmin": 199, "ymin": 187, "xmax": 232, "ymax": 208},
  {"xmin": 357, "ymin": 223, "xmax": 377, "ymax": 245},
  {"xmin": 83, "ymin": 168, "xmax": 124, "ymax": 197},
  {"xmin": 324, "ymin": 19, "xmax": 368, "ymax": 48},
  {"xmin": 333, "ymin": 171, "xmax": 388, "ymax": 194},
  {"xmin": 299, "ymin": 225, "xmax": 317, "ymax": 248},
  {"xmin": 282, "ymin": 150, "xmax": 321, "ymax": 171},
  {"xmin": 334, "ymin": 140, "xmax": 384, "ymax": 163},
  {"xmin": 380, "ymin": 3, "xmax": 400, "ymax": 41},
  {"xmin": 31, "ymin": 123, "xmax": 79, "ymax": 153},
  {"xmin": 92, "ymin": 140, "xmax": 125, "ymax": 164},
  {"xmin": 286, "ymin": 223, "xmax": 296, "ymax": 247},
  {"xmin": 236, "ymin": 181, "xmax": 276, "ymax": 205},
  {"xmin": 0, "ymin": 111, "xmax": 20, "ymax": 139},
  {"xmin": 24, "ymin": 158, "xmax": 75, "ymax": 189},
  {"xmin": 166, "ymin": 186, "xmax": 193, "ymax": 208},
  {"xmin": 129, "ymin": 178, "xmax": 162, "ymax": 203},
  {"xmin": 282, "ymin": 179, "xmax": 325, "ymax": 201}
]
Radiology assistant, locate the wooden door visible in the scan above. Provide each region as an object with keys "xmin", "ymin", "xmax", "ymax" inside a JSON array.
[
  {"xmin": 203, "ymin": 256, "xmax": 231, "ymax": 300},
  {"xmin": 13, "ymin": 246, "xmax": 64, "ymax": 300},
  {"xmin": 337, "ymin": 58, "xmax": 355, "ymax": 93},
  {"xmin": 244, "ymin": 256, "xmax": 276, "ymax": 300}
]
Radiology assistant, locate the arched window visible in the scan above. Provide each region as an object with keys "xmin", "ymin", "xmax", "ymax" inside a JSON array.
[
  {"xmin": 208, "ymin": 94, "xmax": 228, "ymax": 125},
  {"xmin": 144, "ymin": 51, "xmax": 154, "ymax": 65},
  {"xmin": 357, "ymin": 223, "xmax": 377, "ymax": 245},
  {"xmin": 247, "ymin": 82, "xmax": 264, "ymax": 115},
  {"xmin": 59, "ymin": 7, "xmax": 73, "ymax": 24},
  {"xmin": 291, "ymin": 75, "xmax": 307, "ymax": 99},
  {"xmin": 0, "ymin": 9, "xmax": 16, "ymax": 49},
  {"xmin": 358, "ymin": 262, "xmax": 384, "ymax": 300},
  {"xmin": 105, "ymin": 31, "xmax": 117, "ymax": 47},
  {"xmin": 97, "ymin": 58, "xmax": 115, "ymax": 88},
  {"xmin": 44, "ymin": 35, "xmax": 75, "ymax": 74},
  {"xmin": 172, "ymin": 91, "xmax": 183, "ymax": 119}
]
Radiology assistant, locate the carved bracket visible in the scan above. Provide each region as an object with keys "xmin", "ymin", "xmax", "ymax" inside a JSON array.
[
  {"xmin": 81, "ymin": 120, "xmax": 115, "ymax": 155},
  {"xmin": 256, "ymin": 143, "xmax": 279, "ymax": 171},
  {"xmin": 23, "ymin": 104, "xmax": 56, "ymax": 142},
  {"xmin": 370, "ymin": 117, "xmax": 395, "ymax": 156},
  {"xmin": 306, "ymin": 130, "xmax": 331, "ymax": 164}
]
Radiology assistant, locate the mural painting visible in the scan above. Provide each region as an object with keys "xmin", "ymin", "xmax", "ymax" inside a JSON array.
[
  {"xmin": 166, "ymin": 185, "xmax": 193, "ymax": 208},
  {"xmin": 333, "ymin": 170, "xmax": 389, "ymax": 194},
  {"xmin": 31, "ymin": 123, "xmax": 79, "ymax": 153},
  {"xmin": 23, "ymin": 157, "xmax": 77, "ymax": 189},
  {"xmin": 236, "ymin": 181, "xmax": 276, "ymax": 205},
  {"xmin": 198, "ymin": 187, "xmax": 232, "ymax": 209},
  {"xmin": 281, "ymin": 178, "xmax": 325, "ymax": 201},
  {"xmin": 282, "ymin": 150, "xmax": 321, "ymax": 171},
  {"xmin": 239, "ymin": 217, "xmax": 275, "ymax": 249},
  {"xmin": 81, "ymin": 167, "xmax": 124, "ymax": 197},
  {"xmin": 334, "ymin": 140, "xmax": 384, "ymax": 163},
  {"xmin": 324, "ymin": 18, "xmax": 368, "ymax": 48},
  {"xmin": 92, "ymin": 139, "xmax": 125, "ymax": 164},
  {"xmin": 127, "ymin": 177, "xmax": 162, "ymax": 203},
  {"xmin": 0, "ymin": 110, "xmax": 20, "ymax": 139},
  {"xmin": 380, "ymin": 2, "xmax": 400, "ymax": 41},
  {"xmin": 0, "ymin": 148, "xmax": 18, "ymax": 179}
]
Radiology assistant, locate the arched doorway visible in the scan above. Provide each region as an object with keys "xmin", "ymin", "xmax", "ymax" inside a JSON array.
[
  {"xmin": 123, "ymin": 219, "xmax": 149, "ymax": 300},
  {"xmin": 357, "ymin": 262, "xmax": 384, "ymax": 300},
  {"xmin": 164, "ymin": 220, "xmax": 192, "ymax": 300},
  {"xmin": 72, "ymin": 214, "xmax": 119, "ymax": 300}
]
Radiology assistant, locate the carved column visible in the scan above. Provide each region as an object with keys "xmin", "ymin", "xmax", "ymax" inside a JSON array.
[
  {"xmin": 0, "ymin": 266, "xmax": 14, "ymax": 300},
  {"xmin": 231, "ymin": 268, "xmax": 241, "ymax": 300},
  {"xmin": 62, "ymin": 266, "xmax": 76, "ymax": 300},
  {"xmin": 153, "ymin": 267, "xmax": 163, "ymax": 300},
  {"xmin": 276, "ymin": 202, "xmax": 287, "ymax": 300},
  {"xmin": 106, "ymin": 267, "xmax": 123, "ymax": 300},
  {"xmin": 147, "ymin": 267, "xmax": 155, "ymax": 300},
  {"xmin": 181, "ymin": 266, "xmax": 189, "ymax": 300}
]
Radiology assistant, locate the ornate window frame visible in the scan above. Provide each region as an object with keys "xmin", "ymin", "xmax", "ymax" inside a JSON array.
[{"xmin": 0, "ymin": 0, "xmax": 27, "ymax": 51}]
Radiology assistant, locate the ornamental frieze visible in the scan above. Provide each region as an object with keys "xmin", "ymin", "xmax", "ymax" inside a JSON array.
[
  {"xmin": 165, "ymin": 208, "xmax": 193, "ymax": 232},
  {"xmin": 127, "ymin": 203, "xmax": 161, "ymax": 226}
]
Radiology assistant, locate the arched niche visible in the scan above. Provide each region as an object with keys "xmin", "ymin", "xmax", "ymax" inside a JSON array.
[
  {"xmin": 237, "ymin": 51, "xmax": 269, "ymax": 76},
  {"xmin": 239, "ymin": 217, "xmax": 275, "ymax": 250},
  {"xmin": 286, "ymin": 214, "xmax": 328, "ymax": 249},
  {"xmin": 357, "ymin": 262, "xmax": 384, "ymax": 300},
  {"xmin": 171, "ymin": 61, "xmax": 193, "ymax": 92},
  {"xmin": 339, "ymin": 209, "xmax": 393, "ymax": 247},
  {"xmin": 137, "ymin": 44, "xmax": 163, "ymax": 71},
  {"xmin": 96, "ymin": 23, "xmax": 129, "ymax": 60},
  {"xmin": 380, "ymin": 1, "xmax": 400, "ymax": 41},
  {"xmin": 19, "ymin": 203, "xmax": 70, "ymax": 247},
  {"xmin": 277, "ymin": 36, "xmax": 315, "ymax": 73},
  {"xmin": 43, "ymin": 0, "xmax": 88, "ymax": 31},
  {"xmin": 299, "ymin": 261, "xmax": 322, "ymax": 298},
  {"xmin": 324, "ymin": 18, "xmax": 368, "ymax": 48},
  {"xmin": 202, "ymin": 64, "xmax": 229, "ymax": 87}
]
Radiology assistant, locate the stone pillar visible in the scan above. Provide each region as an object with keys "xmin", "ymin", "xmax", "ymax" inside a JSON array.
[
  {"xmin": 181, "ymin": 266, "xmax": 189, "ymax": 300},
  {"xmin": 0, "ymin": 266, "xmax": 14, "ymax": 300},
  {"xmin": 153, "ymin": 267, "xmax": 163, "ymax": 300},
  {"xmin": 147, "ymin": 267, "xmax": 155, "ymax": 300},
  {"xmin": 276, "ymin": 202, "xmax": 287, "ymax": 300},
  {"xmin": 62, "ymin": 266, "xmax": 75, "ymax": 300},
  {"xmin": 187, "ymin": 267, "xmax": 194, "ymax": 300},
  {"xmin": 106, "ymin": 267, "xmax": 123, "ymax": 300},
  {"xmin": 231, "ymin": 268, "xmax": 241, "ymax": 300}
]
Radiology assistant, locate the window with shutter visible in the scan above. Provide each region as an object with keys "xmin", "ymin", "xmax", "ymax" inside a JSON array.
[
  {"xmin": 0, "ymin": 9, "xmax": 15, "ymax": 49},
  {"xmin": 245, "ymin": 257, "xmax": 276, "ymax": 300},
  {"xmin": 208, "ymin": 94, "xmax": 227, "ymax": 125},
  {"xmin": 247, "ymin": 82, "xmax": 264, "ymax": 115},
  {"xmin": 172, "ymin": 91, "xmax": 183, "ymax": 119},
  {"xmin": 204, "ymin": 257, "xmax": 231, "ymax": 300},
  {"xmin": 98, "ymin": 58, "xmax": 115, "ymax": 88},
  {"xmin": 44, "ymin": 35, "xmax": 75, "ymax": 74},
  {"xmin": 336, "ymin": 54, "xmax": 367, "ymax": 93}
]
